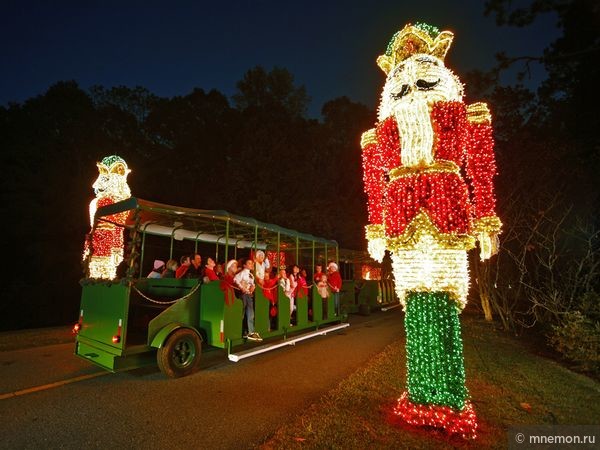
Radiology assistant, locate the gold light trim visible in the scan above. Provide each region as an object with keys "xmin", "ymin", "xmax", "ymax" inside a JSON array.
[
  {"xmin": 389, "ymin": 160, "xmax": 461, "ymax": 180},
  {"xmin": 387, "ymin": 211, "xmax": 476, "ymax": 252}
]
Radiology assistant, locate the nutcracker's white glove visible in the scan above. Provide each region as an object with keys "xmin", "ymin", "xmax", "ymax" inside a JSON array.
[
  {"xmin": 473, "ymin": 216, "xmax": 502, "ymax": 261},
  {"xmin": 478, "ymin": 232, "xmax": 499, "ymax": 261}
]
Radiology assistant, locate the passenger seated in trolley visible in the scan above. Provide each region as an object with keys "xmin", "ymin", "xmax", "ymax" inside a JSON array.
[
  {"xmin": 317, "ymin": 274, "xmax": 330, "ymax": 319},
  {"xmin": 224, "ymin": 259, "xmax": 238, "ymax": 284},
  {"xmin": 176, "ymin": 255, "xmax": 191, "ymax": 278},
  {"xmin": 186, "ymin": 253, "xmax": 202, "ymax": 279},
  {"xmin": 253, "ymin": 250, "xmax": 270, "ymax": 283},
  {"xmin": 297, "ymin": 267, "xmax": 309, "ymax": 320},
  {"xmin": 214, "ymin": 262, "xmax": 224, "ymax": 279},
  {"xmin": 260, "ymin": 269, "xmax": 278, "ymax": 331},
  {"xmin": 162, "ymin": 259, "xmax": 178, "ymax": 278},
  {"xmin": 278, "ymin": 266, "xmax": 294, "ymax": 327},
  {"xmin": 327, "ymin": 262, "xmax": 342, "ymax": 316},
  {"xmin": 147, "ymin": 260, "xmax": 165, "ymax": 279},
  {"xmin": 220, "ymin": 259, "xmax": 239, "ymax": 306},
  {"xmin": 313, "ymin": 264, "xmax": 325, "ymax": 283},
  {"xmin": 203, "ymin": 256, "xmax": 219, "ymax": 282}
]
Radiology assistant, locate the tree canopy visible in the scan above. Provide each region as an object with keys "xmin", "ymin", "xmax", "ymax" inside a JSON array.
[{"xmin": 465, "ymin": 1, "xmax": 600, "ymax": 371}]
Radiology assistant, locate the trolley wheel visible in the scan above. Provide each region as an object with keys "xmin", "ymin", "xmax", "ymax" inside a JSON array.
[{"xmin": 157, "ymin": 328, "xmax": 202, "ymax": 378}]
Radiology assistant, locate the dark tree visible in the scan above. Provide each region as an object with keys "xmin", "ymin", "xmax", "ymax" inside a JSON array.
[
  {"xmin": 233, "ymin": 66, "xmax": 310, "ymax": 119},
  {"xmin": 462, "ymin": 2, "xmax": 600, "ymax": 372},
  {"xmin": 1, "ymin": 81, "xmax": 104, "ymax": 329},
  {"xmin": 483, "ymin": 0, "xmax": 600, "ymax": 207},
  {"xmin": 143, "ymin": 88, "xmax": 238, "ymax": 207}
]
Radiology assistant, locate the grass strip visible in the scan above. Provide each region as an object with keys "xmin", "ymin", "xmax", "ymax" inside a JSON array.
[{"xmin": 258, "ymin": 315, "xmax": 600, "ymax": 449}]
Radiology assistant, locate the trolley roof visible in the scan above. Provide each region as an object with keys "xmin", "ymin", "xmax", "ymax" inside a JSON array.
[{"xmin": 96, "ymin": 197, "xmax": 338, "ymax": 250}]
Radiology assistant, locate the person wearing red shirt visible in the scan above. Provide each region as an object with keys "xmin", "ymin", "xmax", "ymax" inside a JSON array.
[
  {"xmin": 203, "ymin": 257, "xmax": 219, "ymax": 282},
  {"xmin": 313, "ymin": 264, "xmax": 325, "ymax": 284},
  {"xmin": 220, "ymin": 259, "xmax": 238, "ymax": 306},
  {"xmin": 175, "ymin": 255, "xmax": 191, "ymax": 279},
  {"xmin": 327, "ymin": 262, "xmax": 342, "ymax": 316},
  {"xmin": 260, "ymin": 270, "xmax": 278, "ymax": 331},
  {"xmin": 297, "ymin": 268, "xmax": 308, "ymax": 299}
]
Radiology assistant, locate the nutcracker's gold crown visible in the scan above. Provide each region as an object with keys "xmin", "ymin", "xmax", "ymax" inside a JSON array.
[
  {"xmin": 377, "ymin": 23, "xmax": 454, "ymax": 75},
  {"xmin": 96, "ymin": 155, "xmax": 130, "ymax": 176}
]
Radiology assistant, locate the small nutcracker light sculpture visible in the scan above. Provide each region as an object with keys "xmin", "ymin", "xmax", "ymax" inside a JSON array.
[
  {"xmin": 360, "ymin": 23, "xmax": 501, "ymax": 438},
  {"xmin": 83, "ymin": 155, "xmax": 132, "ymax": 280}
]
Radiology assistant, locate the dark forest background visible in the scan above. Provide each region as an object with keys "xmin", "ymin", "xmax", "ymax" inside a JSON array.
[
  {"xmin": 1, "ymin": 0, "xmax": 598, "ymax": 371},
  {"xmin": 0, "ymin": 67, "xmax": 373, "ymax": 331}
]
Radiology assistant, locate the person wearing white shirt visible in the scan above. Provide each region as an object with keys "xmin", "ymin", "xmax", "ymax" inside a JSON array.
[
  {"xmin": 234, "ymin": 258, "xmax": 262, "ymax": 341},
  {"xmin": 253, "ymin": 250, "xmax": 270, "ymax": 283}
]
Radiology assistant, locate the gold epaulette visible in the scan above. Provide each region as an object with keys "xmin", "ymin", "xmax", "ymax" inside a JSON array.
[
  {"xmin": 472, "ymin": 215, "xmax": 502, "ymax": 234},
  {"xmin": 361, "ymin": 128, "xmax": 377, "ymax": 148},
  {"xmin": 466, "ymin": 102, "xmax": 492, "ymax": 125}
]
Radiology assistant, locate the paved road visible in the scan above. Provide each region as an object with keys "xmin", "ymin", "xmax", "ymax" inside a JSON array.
[{"xmin": 0, "ymin": 308, "xmax": 405, "ymax": 449}]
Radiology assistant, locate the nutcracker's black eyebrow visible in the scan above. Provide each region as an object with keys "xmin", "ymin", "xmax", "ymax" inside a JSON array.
[
  {"xmin": 416, "ymin": 56, "xmax": 439, "ymax": 65},
  {"xmin": 390, "ymin": 56, "xmax": 438, "ymax": 78},
  {"xmin": 392, "ymin": 63, "xmax": 405, "ymax": 75}
]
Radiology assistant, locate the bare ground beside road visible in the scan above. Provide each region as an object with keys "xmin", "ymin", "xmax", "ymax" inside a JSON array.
[{"xmin": 0, "ymin": 325, "xmax": 74, "ymax": 351}]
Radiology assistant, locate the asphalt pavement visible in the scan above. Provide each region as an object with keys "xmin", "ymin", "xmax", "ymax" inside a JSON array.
[{"xmin": 0, "ymin": 308, "xmax": 406, "ymax": 449}]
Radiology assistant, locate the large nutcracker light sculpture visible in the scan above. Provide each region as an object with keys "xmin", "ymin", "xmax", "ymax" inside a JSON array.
[
  {"xmin": 83, "ymin": 155, "xmax": 132, "ymax": 280},
  {"xmin": 361, "ymin": 23, "xmax": 501, "ymax": 438}
]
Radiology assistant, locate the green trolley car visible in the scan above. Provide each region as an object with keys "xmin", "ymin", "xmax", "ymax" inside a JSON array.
[{"xmin": 75, "ymin": 197, "xmax": 396, "ymax": 378}]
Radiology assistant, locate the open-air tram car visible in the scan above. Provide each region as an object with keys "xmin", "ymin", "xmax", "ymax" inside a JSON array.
[{"xmin": 74, "ymin": 197, "xmax": 397, "ymax": 377}]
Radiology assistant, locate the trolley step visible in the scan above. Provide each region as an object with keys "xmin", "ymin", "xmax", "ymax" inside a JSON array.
[{"xmin": 228, "ymin": 323, "xmax": 350, "ymax": 362}]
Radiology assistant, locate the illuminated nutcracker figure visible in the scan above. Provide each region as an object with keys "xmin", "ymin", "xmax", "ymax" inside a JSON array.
[
  {"xmin": 361, "ymin": 23, "xmax": 501, "ymax": 437},
  {"xmin": 83, "ymin": 155, "xmax": 132, "ymax": 280}
]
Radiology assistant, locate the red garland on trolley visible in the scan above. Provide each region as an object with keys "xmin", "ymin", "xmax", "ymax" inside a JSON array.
[{"xmin": 220, "ymin": 279, "xmax": 236, "ymax": 306}]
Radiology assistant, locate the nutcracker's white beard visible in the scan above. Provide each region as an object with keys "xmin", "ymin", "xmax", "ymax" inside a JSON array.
[{"xmin": 394, "ymin": 99, "xmax": 435, "ymax": 167}]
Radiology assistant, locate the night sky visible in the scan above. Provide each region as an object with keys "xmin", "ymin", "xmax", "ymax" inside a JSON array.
[{"xmin": 2, "ymin": 0, "xmax": 560, "ymax": 117}]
